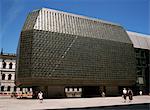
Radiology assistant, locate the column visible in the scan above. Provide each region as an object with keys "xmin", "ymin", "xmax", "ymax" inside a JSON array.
[
  {"xmin": 25, "ymin": 88, "xmax": 28, "ymax": 92},
  {"xmin": 4, "ymin": 86, "xmax": 7, "ymax": 92},
  {"xmin": 12, "ymin": 74, "xmax": 15, "ymax": 80},
  {"xmin": 16, "ymin": 87, "xmax": 20, "ymax": 91},
  {"xmin": 5, "ymin": 74, "xmax": 8, "ymax": 80},
  {"xmin": 0, "ymin": 72, "xmax": 1, "ymax": 80},
  {"xmin": 16, "ymin": 88, "xmax": 20, "ymax": 93},
  {"xmin": 30, "ymin": 88, "xmax": 32, "ymax": 92},
  {"xmin": 6, "ymin": 62, "xmax": 9, "ymax": 69},
  {"xmin": 10, "ymin": 86, "xmax": 14, "ymax": 92},
  {"xmin": 12, "ymin": 63, "xmax": 15, "ymax": 69},
  {"xmin": 22, "ymin": 88, "xmax": 26, "ymax": 93},
  {"xmin": 0, "ymin": 61, "xmax": 2, "ymax": 68}
]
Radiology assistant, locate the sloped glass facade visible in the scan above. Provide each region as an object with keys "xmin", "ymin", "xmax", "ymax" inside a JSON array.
[{"xmin": 16, "ymin": 8, "xmax": 136, "ymax": 97}]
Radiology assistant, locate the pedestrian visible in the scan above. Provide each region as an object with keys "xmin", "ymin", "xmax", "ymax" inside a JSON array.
[
  {"xmin": 128, "ymin": 89, "xmax": 133, "ymax": 102},
  {"xmin": 139, "ymin": 91, "xmax": 142, "ymax": 96},
  {"xmin": 122, "ymin": 88, "xmax": 127, "ymax": 102},
  {"xmin": 101, "ymin": 92, "xmax": 105, "ymax": 97},
  {"xmin": 38, "ymin": 91, "xmax": 43, "ymax": 103}
]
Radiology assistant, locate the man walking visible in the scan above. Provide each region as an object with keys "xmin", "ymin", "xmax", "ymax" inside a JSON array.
[{"xmin": 122, "ymin": 88, "xmax": 127, "ymax": 102}]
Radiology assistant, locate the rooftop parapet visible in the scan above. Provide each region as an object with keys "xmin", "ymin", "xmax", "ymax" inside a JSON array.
[{"xmin": 22, "ymin": 8, "xmax": 132, "ymax": 44}]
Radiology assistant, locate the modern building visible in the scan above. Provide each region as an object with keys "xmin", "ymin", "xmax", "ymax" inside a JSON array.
[
  {"xmin": 16, "ymin": 8, "xmax": 140, "ymax": 98},
  {"xmin": 127, "ymin": 31, "xmax": 150, "ymax": 95},
  {"xmin": 0, "ymin": 52, "xmax": 32, "ymax": 97}
]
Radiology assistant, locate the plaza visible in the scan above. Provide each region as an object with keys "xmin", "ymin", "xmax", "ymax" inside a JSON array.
[{"xmin": 0, "ymin": 95, "xmax": 150, "ymax": 110}]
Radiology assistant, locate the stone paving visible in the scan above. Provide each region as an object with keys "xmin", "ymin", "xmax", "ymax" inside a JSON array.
[{"xmin": 0, "ymin": 95, "xmax": 150, "ymax": 110}]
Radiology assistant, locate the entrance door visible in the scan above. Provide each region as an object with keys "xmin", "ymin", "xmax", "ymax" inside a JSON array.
[{"xmin": 82, "ymin": 86, "xmax": 100, "ymax": 97}]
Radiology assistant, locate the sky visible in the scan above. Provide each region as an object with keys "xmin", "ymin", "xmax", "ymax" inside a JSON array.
[{"xmin": 0, "ymin": 0, "xmax": 150, "ymax": 53}]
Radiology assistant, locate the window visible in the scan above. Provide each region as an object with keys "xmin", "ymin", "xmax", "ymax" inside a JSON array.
[
  {"xmin": 9, "ymin": 62, "xmax": 13, "ymax": 69},
  {"xmin": 14, "ymin": 86, "xmax": 16, "ymax": 91},
  {"xmin": 20, "ymin": 88, "xmax": 22, "ymax": 91},
  {"xmin": 137, "ymin": 68, "xmax": 142, "ymax": 76},
  {"xmin": 66, "ymin": 88, "xmax": 69, "ymax": 91},
  {"xmin": 8, "ymin": 74, "xmax": 12, "ymax": 80},
  {"xmin": 2, "ymin": 74, "xmax": 5, "ymax": 80},
  {"xmin": 7, "ymin": 86, "xmax": 11, "ymax": 91},
  {"xmin": 1, "ymin": 86, "xmax": 4, "ymax": 91},
  {"xmin": 137, "ymin": 58, "xmax": 141, "ymax": 66},
  {"xmin": 3, "ymin": 61, "xmax": 6, "ymax": 69},
  {"xmin": 27, "ymin": 88, "xmax": 30, "ymax": 91},
  {"xmin": 141, "ymin": 51, "xmax": 145, "ymax": 57},
  {"xmin": 135, "ymin": 49, "xmax": 139, "ymax": 53}
]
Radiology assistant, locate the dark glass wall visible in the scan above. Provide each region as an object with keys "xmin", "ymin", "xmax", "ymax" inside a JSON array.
[
  {"xmin": 17, "ymin": 30, "xmax": 136, "ymax": 86},
  {"xmin": 135, "ymin": 48, "xmax": 150, "ymax": 94}
]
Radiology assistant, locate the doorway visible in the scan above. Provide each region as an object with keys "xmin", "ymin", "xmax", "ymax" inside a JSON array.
[{"xmin": 82, "ymin": 86, "xmax": 100, "ymax": 97}]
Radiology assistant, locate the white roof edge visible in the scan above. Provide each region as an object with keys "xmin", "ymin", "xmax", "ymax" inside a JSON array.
[
  {"xmin": 38, "ymin": 8, "xmax": 121, "ymax": 27},
  {"xmin": 32, "ymin": 9, "xmax": 40, "ymax": 12},
  {"xmin": 127, "ymin": 31, "xmax": 150, "ymax": 50},
  {"xmin": 127, "ymin": 31, "xmax": 150, "ymax": 38}
]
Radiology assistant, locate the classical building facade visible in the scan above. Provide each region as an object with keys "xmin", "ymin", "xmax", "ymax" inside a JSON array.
[
  {"xmin": 0, "ymin": 53, "xmax": 16, "ymax": 95},
  {"xmin": 16, "ymin": 8, "xmax": 137, "ymax": 98},
  {"xmin": 0, "ymin": 53, "xmax": 32, "ymax": 96}
]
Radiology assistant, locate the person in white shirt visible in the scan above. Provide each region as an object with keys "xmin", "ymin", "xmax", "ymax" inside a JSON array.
[
  {"xmin": 139, "ymin": 91, "xmax": 142, "ymax": 95},
  {"xmin": 101, "ymin": 92, "xmax": 105, "ymax": 97},
  {"xmin": 38, "ymin": 91, "xmax": 43, "ymax": 103},
  {"xmin": 122, "ymin": 88, "xmax": 127, "ymax": 102}
]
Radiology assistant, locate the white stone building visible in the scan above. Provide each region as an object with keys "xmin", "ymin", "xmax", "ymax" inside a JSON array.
[{"xmin": 0, "ymin": 53, "xmax": 32, "ymax": 96}]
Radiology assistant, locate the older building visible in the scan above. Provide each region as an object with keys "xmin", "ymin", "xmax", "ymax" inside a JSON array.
[
  {"xmin": 0, "ymin": 52, "xmax": 32, "ymax": 97},
  {"xmin": 0, "ymin": 53, "xmax": 16, "ymax": 96},
  {"xmin": 16, "ymin": 8, "xmax": 137, "ymax": 98}
]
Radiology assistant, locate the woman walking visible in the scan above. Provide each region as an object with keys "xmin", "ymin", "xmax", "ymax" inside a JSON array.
[
  {"xmin": 128, "ymin": 89, "xmax": 133, "ymax": 102},
  {"xmin": 38, "ymin": 91, "xmax": 43, "ymax": 103}
]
